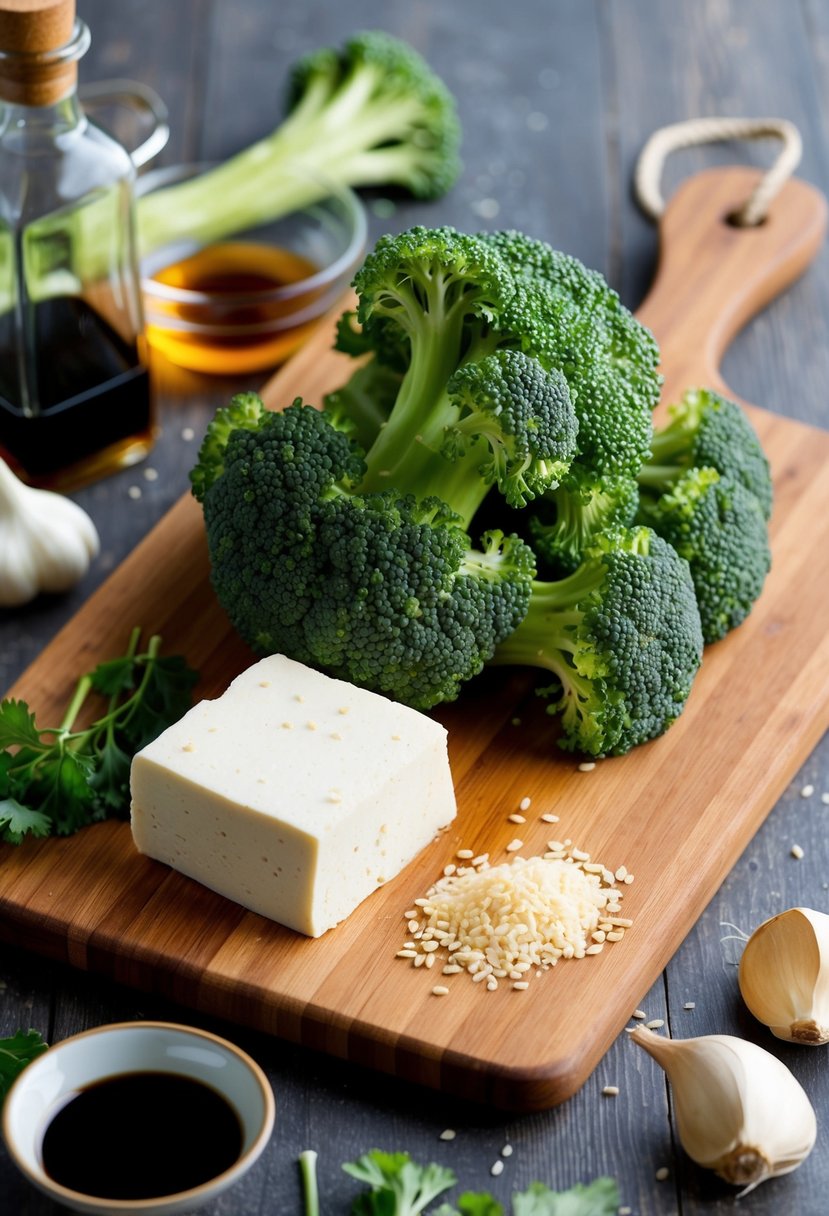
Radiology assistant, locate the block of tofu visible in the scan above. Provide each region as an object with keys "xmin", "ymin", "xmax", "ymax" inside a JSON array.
[{"xmin": 130, "ymin": 654, "xmax": 456, "ymax": 937}]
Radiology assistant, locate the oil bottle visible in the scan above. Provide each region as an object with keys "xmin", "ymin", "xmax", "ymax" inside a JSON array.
[{"xmin": 0, "ymin": 0, "xmax": 154, "ymax": 488}]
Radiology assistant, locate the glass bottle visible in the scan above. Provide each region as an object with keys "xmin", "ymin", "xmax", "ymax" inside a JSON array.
[{"xmin": 0, "ymin": 0, "xmax": 161, "ymax": 488}]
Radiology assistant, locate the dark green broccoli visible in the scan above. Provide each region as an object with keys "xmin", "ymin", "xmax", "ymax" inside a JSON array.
[
  {"xmin": 350, "ymin": 227, "xmax": 581, "ymax": 509},
  {"xmin": 489, "ymin": 527, "xmax": 704, "ymax": 756},
  {"xmin": 639, "ymin": 388, "xmax": 773, "ymax": 519},
  {"xmin": 480, "ymin": 230, "xmax": 661, "ymax": 481},
  {"xmin": 637, "ymin": 467, "xmax": 771, "ymax": 643},
  {"xmin": 528, "ymin": 475, "xmax": 640, "ymax": 572},
  {"xmin": 136, "ymin": 31, "xmax": 461, "ymax": 258},
  {"xmin": 192, "ymin": 397, "xmax": 535, "ymax": 710}
]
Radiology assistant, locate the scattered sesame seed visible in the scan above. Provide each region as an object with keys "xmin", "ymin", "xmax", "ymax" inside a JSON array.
[
  {"xmin": 505, "ymin": 839, "xmax": 523, "ymax": 852},
  {"xmin": 443, "ymin": 864, "xmax": 456, "ymax": 877},
  {"xmin": 602, "ymin": 1085, "xmax": 619, "ymax": 1096},
  {"xmin": 623, "ymin": 874, "xmax": 635, "ymax": 885},
  {"xmin": 407, "ymin": 919, "xmax": 419, "ymax": 933},
  {"xmin": 439, "ymin": 1129, "xmax": 456, "ymax": 1141},
  {"xmin": 457, "ymin": 849, "xmax": 474, "ymax": 859},
  {"xmin": 397, "ymin": 949, "xmax": 417, "ymax": 958},
  {"xmin": 330, "ymin": 731, "xmax": 342, "ymax": 741},
  {"xmin": 605, "ymin": 931, "xmax": 625, "ymax": 942},
  {"xmin": 181, "ymin": 427, "xmax": 195, "ymax": 441},
  {"xmin": 432, "ymin": 985, "xmax": 449, "ymax": 996},
  {"xmin": 307, "ymin": 721, "xmax": 317, "ymax": 731},
  {"xmin": 821, "ymin": 792, "xmax": 829, "ymax": 805},
  {"xmin": 471, "ymin": 854, "xmax": 489, "ymax": 868},
  {"xmin": 619, "ymin": 1208, "xmax": 632, "ymax": 1215},
  {"xmin": 578, "ymin": 761, "xmax": 596, "ymax": 772},
  {"xmin": 404, "ymin": 910, "xmax": 418, "ymax": 918},
  {"xmin": 585, "ymin": 943, "xmax": 604, "ymax": 955},
  {"xmin": 655, "ymin": 1167, "xmax": 669, "ymax": 1181},
  {"xmin": 509, "ymin": 813, "xmax": 526, "ymax": 824},
  {"xmin": 391, "ymin": 734, "xmax": 401, "ymax": 741},
  {"xmin": 327, "ymin": 793, "xmax": 341, "ymax": 804},
  {"xmin": 181, "ymin": 742, "xmax": 195, "ymax": 752},
  {"xmin": 127, "ymin": 485, "xmax": 142, "ymax": 500},
  {"xmin": 540, "ymin": 813, "xmax": 559, "ymax": 823},
  {"xmin": 632, "ymin": 1010, "xmax": 647, "ymax": 1020},
  {"xmin": 294, "ymin": 694, "xmax": 305, "ymax": 703},
  {"xmin": 143, "ymin": 466, "xmax": 159, "ymax": 482},
  {"xmin": 646, "ymin": 1019, "xmax": 665, "ymax": 1029},
  {"xmin": 281, "ymin": 721, "xmax": 293, "ymax": 730},
  {"xmin": 684, "ymin": 1002, "xmax": 696, "ymax": 1010},
  {"xmin": 791, "ymin": 844, "xmax": 805, "ymax": 860},
  {"xmin": 801, "ymin": 784, "xmax": 815, "ymax": 798},
  {"xmin": 425, "ymin": 954, "xmax": 435, "ymax": 968},
  {"xmin": 338, "ymin": 706, "xmax": 350, "ymax": 715},
  {"xmin": 490, "ymin": 1159, "xmax": 505, "ymax": 1177},
  {"xmin": 512, "ymin": 980, "xmax": 529, "ymax": 990},
  {"xmin": 501, "ymin": 1145, "xmax": 513, "ymax": 1157},
  {"xmin": 519, "ymin": 796, "xmax": 532, "ymax": 811},
  {"xmin": 615, "ymin": 866, "xmax": 628, "ymax": 881},
  {"xmin": 421, "ymin": 941, "xmax": 440, "ymax": 953}
]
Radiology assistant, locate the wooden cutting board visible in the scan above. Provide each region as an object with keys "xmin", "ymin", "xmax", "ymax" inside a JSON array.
[{"xmin": 3, "ymin": 167, "xmax": 829, "ymax": 1112}]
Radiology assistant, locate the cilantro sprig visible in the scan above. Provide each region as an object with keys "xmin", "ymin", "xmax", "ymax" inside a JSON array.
[
  {"xmin": 300, "ymin": 1149, "xmax": 619, "ymax": 1216},
  {"xmin": 0, "ymin": 627, "xmax": 198, "ymax": 844}
]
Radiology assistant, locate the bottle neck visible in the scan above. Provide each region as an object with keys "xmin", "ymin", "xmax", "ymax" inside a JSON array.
[
  {"xmin": 0, "ymin": 88, "xmax": 82, "ymax": 141},
  {"xmin": 0, "ymin": 16, "xmax": 88, "ymax": 108}
]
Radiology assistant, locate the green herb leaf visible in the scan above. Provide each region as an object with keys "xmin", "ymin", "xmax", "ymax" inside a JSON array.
[
  {"xmin": 89, "ymin": 655, "xmax": 140, "ymax": 697},
  {"xmin": 512, "ymin": 1179, "xmax": 620, "ymax": 1216},
  {"xmin": 0, "ymin": 699, "xmax": 44, "ymax": 750},
  {"xmin": 344, "ymin": 1150, "xmax": 457, "ymax": 1216},
  {"xmin": 0, "ymin": 1029, "xmax": 48, "ymax": 1101},
  {"xmin": 120, "ymin": 654, "xmax": 199, "ymax": 752},
  {"xmin": 89, "ymin": 735, "xmax": 133, "ymax": 814},
  {"xmin": 0, "ymin": 797, "xmax": 52, "ymax": 844}
]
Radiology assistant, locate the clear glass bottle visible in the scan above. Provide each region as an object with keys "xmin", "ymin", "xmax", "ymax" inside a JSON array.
[{"xmin": 0, "ymin": 0, "xmax": 159, "ymax": 488}]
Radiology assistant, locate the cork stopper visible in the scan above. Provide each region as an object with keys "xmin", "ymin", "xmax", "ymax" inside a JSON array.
[{"xmin": 0, "ymin": 0, "xmax": 79, "ymax": 105}]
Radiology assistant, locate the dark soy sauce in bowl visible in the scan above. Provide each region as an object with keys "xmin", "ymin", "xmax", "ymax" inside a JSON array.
[{"xmin": 40, "ymin": 1071, "xmax": 243, "ymax": 1200}]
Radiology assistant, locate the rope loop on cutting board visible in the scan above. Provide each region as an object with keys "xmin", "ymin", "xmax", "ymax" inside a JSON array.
[{"xmin": 635, "ymin": 116, "xmax": 802, "ymax": 226}]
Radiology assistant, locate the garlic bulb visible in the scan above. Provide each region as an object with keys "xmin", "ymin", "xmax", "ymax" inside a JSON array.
[
  {"xmin": 631, "ymin": 1027, "xmax": 816, "ymax": 1193},
  {"xmin": 739, "ymin": 907, "xmax": 829, "ymax": 1044},
  {"xmin": 0, "ymin": 457, "xmax": 99, "ymax": 606}
]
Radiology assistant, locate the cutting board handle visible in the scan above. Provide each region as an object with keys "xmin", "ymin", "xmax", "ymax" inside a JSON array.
[{"xmin": 635, "ymin": 165, "xmax": 827, "ymax": 403}]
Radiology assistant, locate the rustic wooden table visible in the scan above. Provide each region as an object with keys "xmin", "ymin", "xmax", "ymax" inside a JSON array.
[{"xmin": 2, "ymin": 2, "xmax": 829, "ymax": 1213}]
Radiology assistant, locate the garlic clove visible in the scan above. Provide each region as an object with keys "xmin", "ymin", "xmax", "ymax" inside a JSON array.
[
  {"xmin": 630, "ymin": 1027, "xmax": 816, "ymax": 1193},
  {"xmin": 739, "ymin": 907, "xmax": 829, "ymax": 1045},
  {"xmin": 0, "ymin": 457, "xmax": 99, "ymax": 606}
]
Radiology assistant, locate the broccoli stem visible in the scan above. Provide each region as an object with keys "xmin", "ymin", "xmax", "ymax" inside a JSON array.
[
  {"xmin": 298, "ymin": 1150, "xmax": 320, "ymax": 1216},
  {"xmin": 637, "ymin": 463, "xmax": 683, "ymax": 491},
  {"xmin": 489, "ymin": 565, "xmax": 605, "ymax": 670}
]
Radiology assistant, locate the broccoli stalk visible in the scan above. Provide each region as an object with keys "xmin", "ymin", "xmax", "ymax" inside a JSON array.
[
  {"xmin": 528, "ymin": 475, "xmax": 640, "ymax": 573},
  {"xmin": 137, "ymin": 32, "xmax": 461, "ymax": 261},
  {"xmin": 489, "ymin": 527, "xmax": 703, "ymax": 756}
]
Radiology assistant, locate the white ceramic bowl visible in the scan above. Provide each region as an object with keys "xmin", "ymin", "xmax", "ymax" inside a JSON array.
[{"xmin": 2, "ymin": 1021, "xmax": 275, "ymax": 1215}]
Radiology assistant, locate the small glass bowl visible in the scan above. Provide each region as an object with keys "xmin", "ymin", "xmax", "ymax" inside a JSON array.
[{"xmin": 138, "ymin": 165, "xmax": 366, "ymax": 375}]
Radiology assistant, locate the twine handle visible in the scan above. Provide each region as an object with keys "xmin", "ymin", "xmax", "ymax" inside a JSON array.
[{"xmin": 635, "ymin": 117, "xmax": 802, "ymax": 227}]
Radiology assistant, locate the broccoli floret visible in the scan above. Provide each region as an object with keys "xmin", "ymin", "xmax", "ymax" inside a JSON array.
[
  {"xmin": 640, "ymin": 389, "xmax": 773, "ymax": 519},
  {"xmin": 442, "ymin": 351, "xmax": 579, "ymax": 507},
  {"xmin": 638, "ymin": 467, "xmax": 771, "ymax": 643},
  {"xmin": 480, "ymin": 230, "xmax": 661, "ymax": 481},
  {"xmin": 136, "ymin": 31, "xmax": 461, "ymax": 259},
  {"xmin": 192, "ymin": 398, "xmax": 535, "ymax": 710},
  {"xmin": 528, "ymin": 475, "xmax": 640, "ymax": 572},
  {"xmin": 489, "ymin": 527, "xmax": 703, "ymax": 756},
  {"xmin": 351, "ymin": 227, "xmax": 580, "ymax": 514}
]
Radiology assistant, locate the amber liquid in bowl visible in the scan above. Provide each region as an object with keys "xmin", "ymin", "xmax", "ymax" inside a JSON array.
[{"xmin": 145, "ymin": 241, "xmax": 322, "ymax": 374}]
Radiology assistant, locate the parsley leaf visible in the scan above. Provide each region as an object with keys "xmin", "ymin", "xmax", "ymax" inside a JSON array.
[
  {"xmin": 512, "ymin": 1179, "xmax": 620, "ymax": 1216},
  {"xmin": 0, "ymin": 629, "xmax": 198, "ymax": 844},
  {"xmin": 343, "ymin": 1151, "xmax": 457, "ymax": 1216},
  {"xmin": 0, "ymin": 1029, "xmax": 48, "ymax": 1102}
]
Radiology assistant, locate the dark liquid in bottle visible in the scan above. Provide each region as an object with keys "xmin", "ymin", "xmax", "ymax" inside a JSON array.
[
  {"xmin": 0, "ymin": 296, "xmax": 152, "ymax": 487},
  {"xmin": 40, "ymin": 1070, "xmax": 243, "ymax": 1200}
]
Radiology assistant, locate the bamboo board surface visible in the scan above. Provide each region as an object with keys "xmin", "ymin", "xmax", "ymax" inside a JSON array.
[{"xmin": 3, "ymin": 168, "xmax": 829, "ymax": 1111}]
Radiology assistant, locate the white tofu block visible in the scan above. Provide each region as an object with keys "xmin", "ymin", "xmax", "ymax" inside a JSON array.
[{"xmin": 130, "ymin": 654, "xmax": 456, "ymax": 937}]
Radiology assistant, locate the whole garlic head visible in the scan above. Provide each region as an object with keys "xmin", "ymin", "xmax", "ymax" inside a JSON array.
[
  {"xmin": 739, "ymin": 907, "xmax": 829, "ymax": 1044},
  {"xmin": 631, "ymin": 1027, "xmax": 816, "ymax": 1193},
  {"xmin": 0, "ymin": 457, "xmax": 100, "ymax": 606}
]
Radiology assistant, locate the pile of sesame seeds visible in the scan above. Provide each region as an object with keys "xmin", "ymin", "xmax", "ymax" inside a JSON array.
[{"xmin": 397, "ymin": 814, "xmax": 633, "ymax": 993}]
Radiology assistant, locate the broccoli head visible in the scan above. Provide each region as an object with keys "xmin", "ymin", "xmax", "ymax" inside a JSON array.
[
  {"xmin": 489, "ymin": 527, "xmax": 704, "ymax": 756},
  {"xmin": 191, "ymin": 397, "xmax": 535, "ymax": 710},
  {"xmin": 638, "ymin": 467, "xmax": 771, "ymax": 643},
  {"xmin": 640, "ymin": 388, "xmax": 773, "ymax": 519}
]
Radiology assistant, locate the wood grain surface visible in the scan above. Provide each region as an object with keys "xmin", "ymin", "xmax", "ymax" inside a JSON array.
[{"xmin": 3, "ymin": 166, "xmax": 828, "ymax": 1112}]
